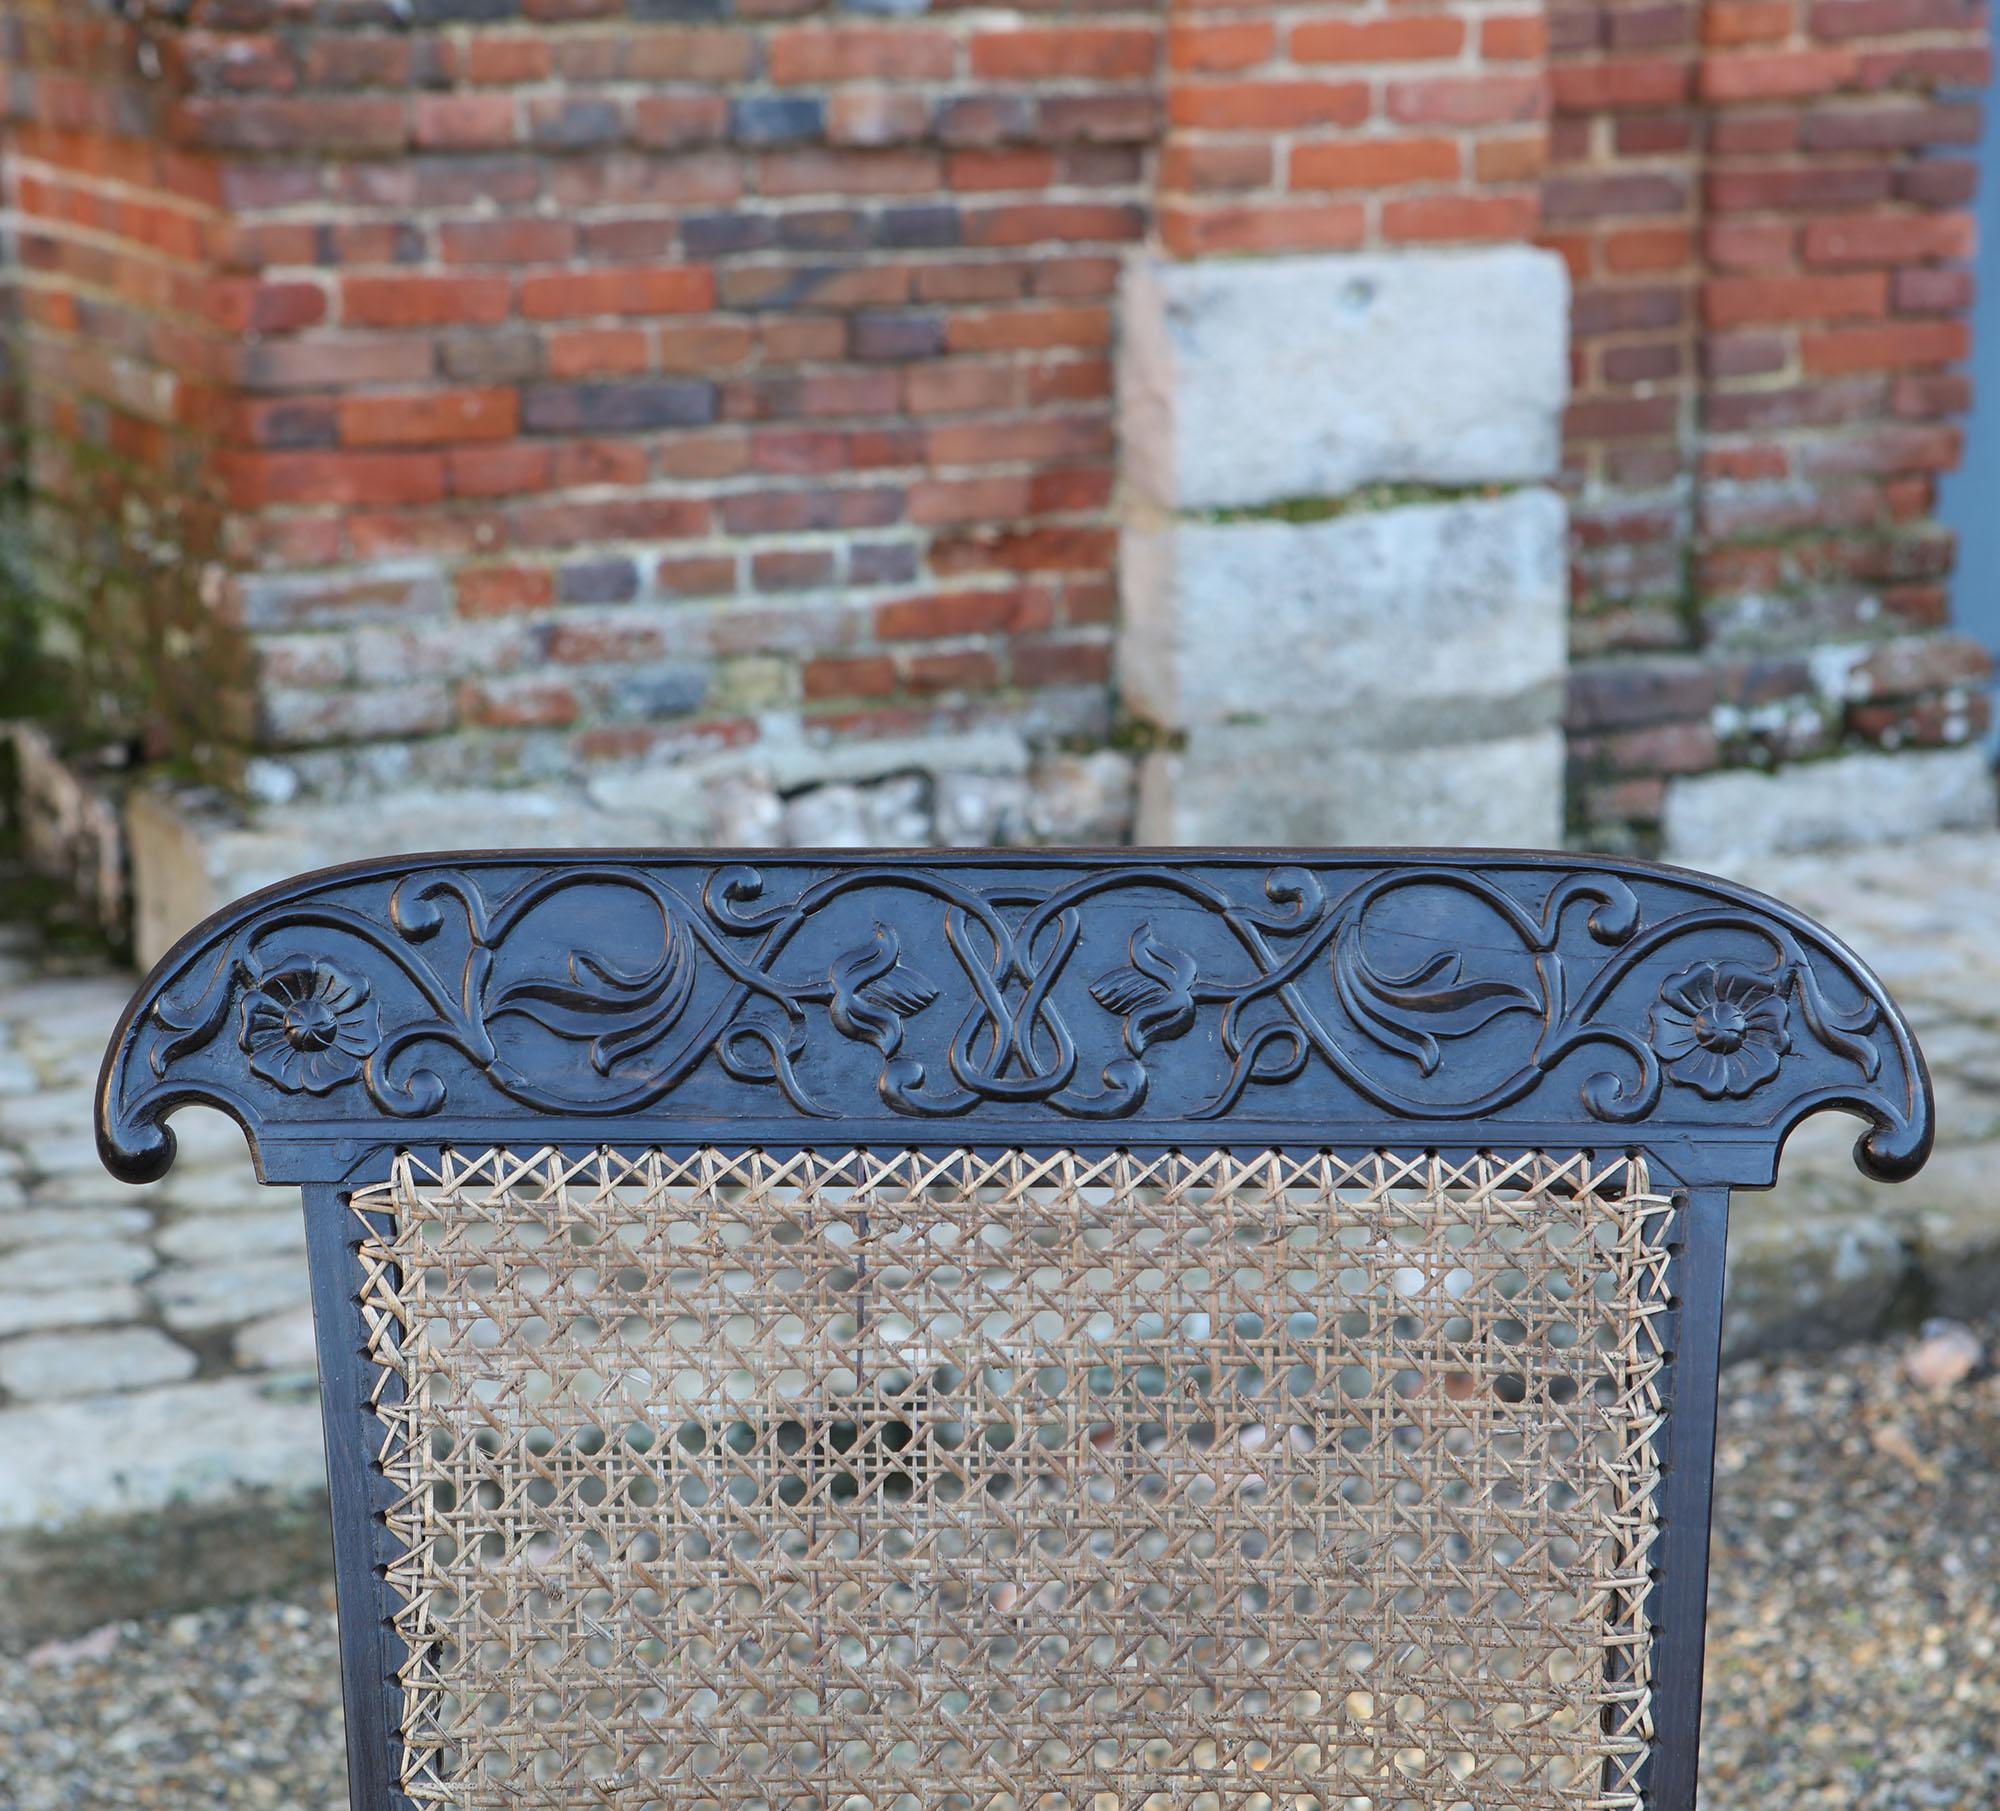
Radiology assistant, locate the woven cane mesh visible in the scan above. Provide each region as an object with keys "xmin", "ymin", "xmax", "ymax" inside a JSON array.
[{"xmin": 351, "ymin": 1148, "xmax": 1672, "ymax": 1811}]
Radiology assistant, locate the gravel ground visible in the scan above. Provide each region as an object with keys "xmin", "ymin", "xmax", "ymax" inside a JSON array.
[{"xmin": 1, "ymin": 1321, "xmax": 1994, "ymax": 1811}]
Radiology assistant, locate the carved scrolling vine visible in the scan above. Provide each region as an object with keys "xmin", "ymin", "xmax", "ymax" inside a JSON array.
[{"xmin": 111, "ymin": 859, "xmax": 1921, "ymax": 1168}]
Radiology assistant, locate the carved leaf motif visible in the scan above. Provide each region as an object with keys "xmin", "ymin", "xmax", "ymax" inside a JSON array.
[
  {"xmin": 1090, "ymin": 925, "xmax": 1197, "ymax": 1054},
  {"xmin": 486, "ymin": 911, "xmax": 699, "ymax": 1076},
  {"xmin": 1335, "ymin": 942, "xmax": 1544, "ymax": 1077}
]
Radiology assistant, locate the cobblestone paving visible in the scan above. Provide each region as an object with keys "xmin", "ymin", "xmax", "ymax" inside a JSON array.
[{"xmin": 0, "ymin": 833, "xmax": 1994, "ymax": 1626}]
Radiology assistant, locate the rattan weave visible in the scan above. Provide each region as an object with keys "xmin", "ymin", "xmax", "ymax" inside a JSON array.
[{"xmin": 351, "ymin": 1147, "xmax": 1672, "ymax": 1811}]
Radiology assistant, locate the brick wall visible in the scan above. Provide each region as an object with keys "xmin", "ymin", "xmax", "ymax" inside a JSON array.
[
  {"xmin": 1552, "ymin": 0, "xmax": 1994, "ymax": 842},
  {"xmin": 0, "ymin": 0, "xmax": 1989, "ymax": 856}
]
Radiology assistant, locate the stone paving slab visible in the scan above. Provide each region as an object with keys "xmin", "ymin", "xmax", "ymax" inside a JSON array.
[{"xmin": 0, "ymin": 833, "xmax": 1995, "ymax": 1642}]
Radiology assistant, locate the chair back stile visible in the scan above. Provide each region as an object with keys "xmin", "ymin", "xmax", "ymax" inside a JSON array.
[{"xmin": 96, "ymin": 850, "xmax": 1935, "ymax": 1811}]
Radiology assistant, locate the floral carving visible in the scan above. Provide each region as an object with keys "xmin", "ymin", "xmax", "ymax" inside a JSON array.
[
  {"xmin": 1650, "ymin": 961, "xmax": 1791, "ymax": 1099},
  {"xmin": 239, "ymin": 962, "xmax": 380, "ymax": 1095},
  {"xmin": 829, "ymin": 926, "xmax": 939, "ymax": 1055},
  {"xmin": 1090, "ymin": 925, "xmax": 1197, "ymax": 1055},
  {"xmin": 102, "ymin": 854, "xmax": 1929, "ymax": 1191}
]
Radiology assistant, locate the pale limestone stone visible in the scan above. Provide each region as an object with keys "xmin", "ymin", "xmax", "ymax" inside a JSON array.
[
  {"xmin": 1120, "ymin": 248, "xmax": 1569, "ymax": 511},
  {"xmin": 234, "ymin": 1309, "xmax": 321, "ymax": 1373},
  {"xmin": 1026, "ymin": 752, "xmax": 1138, "ymax": 845},
  {"xmin": 149, "ymin": 1167, "xmax": 287, "ymax": 1216},
  {"xmin": 0, "ymin": 1376, "xmax": 325, "ymax": 1531},
  {"xmin": 861, "ymin": 774, "xmax": 933, "ymax": 846},
  {"xmin": 150, "ymin": 1255, "xmax": 309, "ymax": 1332},
  {"xmin": 0, "ymin": 1328, "xmax": 197, "ymax": 1399},
  {"xmin": 124, "ymin": 784, "xmax": 672, "ymax": 969},
  {"xmin": 1662, "ymin": 747, "xmax": 1996, "ymax": 864},
  {"xmin": 936, "ymin": 772, "xmax": 1032, "ymax": 846},
  {"xmin": 0, "ymin": 1286, "xmax": 144, "ymax": 1338},
  {"xmin": 1137, "ymin": 727, "xmax": 1565, "ymax": 848},
  {"xmin": 0, "ymin": 1240, "xmax": 154, "ymax": 1293},
  {"xmin": 1121, "ymin": 490, "xmax": 1568, "ymax": 735},
  {"xmin": 1722, "ymin": 1200, "xmax": 1907, "ymax": 1362},
  {"xmin": 155, "ymin": 1208, "xmax": 303, "ymax": 1266},
  {"xmin": 780, "ymin": 783, "xmax": 870, "ymax": 847},
  {"xmin": 0, "ymin": 1209, "xmax": 152, "ymax": 1251},
  {"xmin": 1899, "ymin": 1140, "xmax": 2000, "ymax": 1322},
  {"xmin": 705, "ymin": 771, "xmax": 785, "ymax": 846}
]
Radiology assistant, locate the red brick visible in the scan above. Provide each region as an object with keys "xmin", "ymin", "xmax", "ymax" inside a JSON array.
[
  {"xmin": 1550, "ymin": 56, "xmax": 1694, "ymax": 109},
  {"xmin": 1811, "ymin": 0, "xmax": 1983, "ymax": 38},
  {"xmin": 1171, "ymin": 81, "xmax": 1371, "ymax": 130},
  {"xmin": 875, "ymin": 588, "xmax": 1050, "ymax": 640},
  {"xmin": 827, "ymin": 90, "xmax": 931, "ymax": 148},
  {"xmin": 519, "ymin": 266, "xmax": 716, "ymax": 320},
  {"xmin": 466, "ymin": 35, "xmax": 552, "ymax": 84},
  {"xmin": 657, "ymin": 555, "xmax": 738, "ymax": 597},
  {"xmin": 970, "ymin": 27, "xmax": 1157, "ymax": 82},
  {"xmin": 964, "ymin": 204, "xmax": 1144, "ymax": 248},
  {"xmin": 1703, "ymin": 0, "xmax": 1796, "ymax": 43},
  {"xmin": 1012, "ymin": 637, "xmax": 1112, "ymax": 687},
  {"xmin": 1164, "ymin": 140, "xmax": 1275, "ymax": 191},
  {"xmin": 1802, "ymin": 320, "xmax": 1970, "ymax": 373},
  {"xmin": 1167, "ymin": 22, "xmax": 1275, "ymax": 71},
  {"xmin": 1387, "ymin": 74, "xmax": 1546, "ymax": 127},
  {"xmin": 1700, "ymin": 49, "xmax": 1860, "ymax": 102},
  {"xmin": 906, "ymin": 649, "xmax": 1000, "ymax": 692},
  {"xmin": 440, "ymin": 218, "xmax": 577, "ymax": 265},
  {"xmin": 1705, "ymin": 220, "xmax": 1797, "ymax": 269},
  {"xmin": 1802, "ymin": 213, "xmax": 1976, "ymax": 267},
  {"xmin": 768, "ymin": 27, "xmax": 957, "ymax": 84},
  {"xmin": 659, "ymin": 323, "xmax": 758, "ymax": 373},
  {"xmin": 945, "ymin": 306, "xmax": 1111, "ymax": 353},
  {"xmin": 342, "ymin": 275, "xmax": 511, "ymax": 328},
  {"xmin": 804, "ymin": 655, "xmax": 898, "ymax": 700},
  {"xmin": 1703, "ymin": 273, "xmax": 1890, "ymax": 326},
  {"xmin": 1484, "ymin": 14, "xmax": 1551, "ymax": 59},
  {"xmin": 1895, "ymin": 268, "xmax": 1974, "ymax": 313},
  {"xmin": 1290, "ymin": 138, "xmax": 1459, "ymax": 191},
  {"xmin": 224, "ymin": 450, "xmax": 449, "ymax": 508},
  {"xmin": 338, "ymin": 388, "xmax": 520, "ymax": 447},
  {"xmin": 1475, "ymin": 133, "xmax": 1549, "ymax": 183},
  {"xmin": 460, "ymin": 679, "xmax": 577, "ymax": 729},
  {"xmin": 547, "ymin": 329, "xmax": 651, "ymax": 378},
  {"xmin": 413, "ymin": 93, "xmax": 516, "ymax": 150},
  {"xmin": 1291, "ymin": 17, "xmax": 1465, "ymax": 63},
  {"xmin": 948, "ymin": 149, "xmax": 1059, "ymax": 192},
  {"xmin": 1160, "ymin": 202, "xmax": 1368, "ymax": 256},
  {"xmin": 448, "ymin": 444, "xmax": 554, "ymax": 497},
  {"xmin": 631, "ymin": 95, "xmax": 729, "ymax": 149},
  {"xmin": 1383, "ymin": 194, "xmax": 1541, "ymax": 242}
]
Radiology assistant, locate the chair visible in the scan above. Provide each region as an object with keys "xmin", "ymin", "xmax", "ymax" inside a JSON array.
[{"xmin": 96, "ymin": 847, "xmax": 1933, "ymax": 1811}]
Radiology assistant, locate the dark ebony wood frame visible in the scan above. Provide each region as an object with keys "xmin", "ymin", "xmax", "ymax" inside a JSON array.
[{"xmin": 95, "ymin": 847, "xmax": 1936, "ymax": 1811}]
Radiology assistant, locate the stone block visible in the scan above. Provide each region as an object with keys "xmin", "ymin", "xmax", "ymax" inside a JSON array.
[
  {"xmin": 124, "ymin": 782, "xmax": 670, "ymax": 969},
  {"xmin": 1121, "ymin": 489, "xmax": 1568, "ymax": 734},
  {"xmin": 1120, "ymin": 248, "xmax": 1569, "ymax": 512},
  {"xmin": 0, "ymin": 1376, "xmax": 324, "ymax": 1534},
  {"xmin": 1722, "ymin": 1197, "xmax": 1908, "ymax": 1363},
  {"xmin": 1662, "ymin": 747, "xmax": 1996, "ymax": 864},
  {"xmin": 0, "ymin": 1329, "xmax": 197, "ymax": 1400},
  {"xmin": 1137, "ymin": 726, "xmax": 1565, "ymax": 848}
]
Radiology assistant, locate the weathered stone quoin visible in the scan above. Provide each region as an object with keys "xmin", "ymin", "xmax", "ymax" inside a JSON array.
[{"xmin": 0, "ymin": 0, "xmax": 1990, "ymax": 954}]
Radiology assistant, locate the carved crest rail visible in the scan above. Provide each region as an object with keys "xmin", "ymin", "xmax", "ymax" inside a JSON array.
[{"xmin": 97, "ymin": 849, "xmax": 1931, "ymax": 1190}]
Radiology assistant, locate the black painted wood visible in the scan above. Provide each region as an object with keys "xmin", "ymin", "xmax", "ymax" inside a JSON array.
[
  {"xmin": 1644, "ymin": 1183, "xmax": 1733, "ymax": 1811},
  {"xmin": 91, "ymin": 846, "xmax": 1938, "ymax": 1811}
]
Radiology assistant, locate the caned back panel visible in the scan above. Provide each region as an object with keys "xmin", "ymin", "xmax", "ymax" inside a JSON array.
[{"xmin": 352, "ymin": 1148, "xmax": 1672, "ymax": 1811}]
